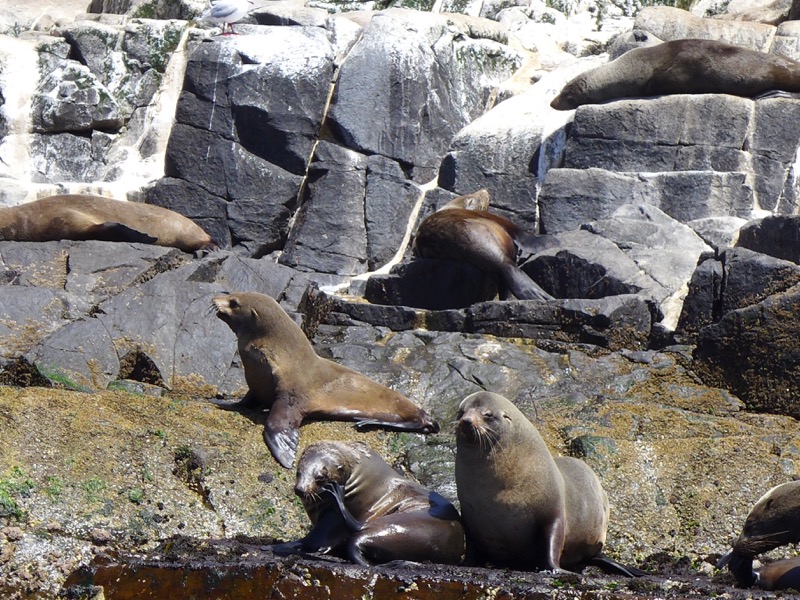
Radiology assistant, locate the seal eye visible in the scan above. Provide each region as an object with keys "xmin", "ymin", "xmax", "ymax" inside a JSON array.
[
  {"xmin": 482, "ymin": 410, "xmax": 494, "ymax": 419},
  {"xmin": 228, "ymin": 298, "xmax": 239, "ymax": 308}
]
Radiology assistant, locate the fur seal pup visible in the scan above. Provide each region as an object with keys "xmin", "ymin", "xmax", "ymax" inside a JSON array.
[
  {"xmin": 551, "ymin": 39, "xmax": 800, "ymax": 110},
  {"xmin": 274, "ymin": 441, "xmax": 465, "ymax": 565},
  {"xmin": 717, "ymin": 481, "xmax": 800, "ymax": 587},
  {"xmin": 412, "ymin": 190, "xmax": 554, "ymax": 301},
  {"xmin": 0, "ymin": 194, "xmax": 216, "ymax": 252},
  {"xmin": 454, "ymin": 391, "xmax": 641, "ymax": 576},
  {"xmin": 212, "ymin": 292, "xmax": 439, "ymax": 468},
  {"xmin": 754, "ymin": 557, "xmax": 800, "ymax": 591}
]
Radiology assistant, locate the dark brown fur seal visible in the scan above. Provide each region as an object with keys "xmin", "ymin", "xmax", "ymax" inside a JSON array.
[
  {"xmin": 454, "ymin": 391, "xmax": 641, "ymax": 576},
  {"xmin": 412, "ymin": 190, "xmax": 554, "ymax": 301},
  {"xmin": 551, "ymin": 39, "xmax": 800, "ymax": 110},
  {"xmin": 755, "ymin": 557, "xmax": 800, "ymax": 591},
  {"xmin": 0, "ymin": 194, "xmax": 216, "ymax": 252},
  {"xmin": 717, "ymin": 481, "xmax": 800, "ymax": 587},
  {"xmin": 276, "ymin": 441, "xmax": 465, "ymax": 565},
  {"xmin": 212, "ymin": 292, "xmax": 439, "ymax": 468}
]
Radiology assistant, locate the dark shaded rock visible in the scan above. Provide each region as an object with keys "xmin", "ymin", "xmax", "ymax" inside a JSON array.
[
  {"xmin": 143, "ymin": 178, "xmax": 232, "ymax": 250},
  {"xmin": 165, "ymin": 123, "xmax": 301, "ymax": 256},
  {"xmin": 721, "ymin": 247, "xmax": 800, "ymax": 314},
  {"xmin": 313, "ymin": 288, "xmax": 652, "ymax": 350},
  {"xmin": 364, "ymin": 259, "xmax": 498, "ymax": 310},
  {"xmin": 364, "ymin": 155, "xmax": 421, "ymax": 270},
  {"xmin": 737, "ymin": 215, "xmax": 800, "ymax": 263},
  {"xmin": 693, "ymin": 284, "xmax": 800, "ymax": 418},
  {"xmin": 676, "ymin": 256, "xmax": 723, "ymax": 338},
  {"xmin": 279, "ymin": 142, "xmax": 368, "ymax": 275},
  {"xmin": 467, "ymin": 296, "xmax": 652, "ymax": 350},
  {"xmin": 521, "ymin": 229, "xmax": 662, "ymax": 300}
]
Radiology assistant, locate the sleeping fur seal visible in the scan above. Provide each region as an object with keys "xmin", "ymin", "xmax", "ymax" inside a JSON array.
[
  {"xmin": 551, "ymin": 39, "xmax": 800, "ymax": 110},
  {"xmin": 0, "ymin": 194, "xmax": 216, "ymax": 252},
  {"xmin": 412, "ymin": 190, "xmax": 554, "ymax": 301},
  {"xmin": 454, "ymin": 391, "xmax": 641, "ymax": 576},
  {"xmin": 275, "ymin": 441, "xmax": 465, "ymax": 565},
  {"xmin": 212, "ymin": 292, "xmax": 439, "ymax": 468},
  {"xmin": 717, "ymin": 481, "xmax": 800, "ymax": 587}
]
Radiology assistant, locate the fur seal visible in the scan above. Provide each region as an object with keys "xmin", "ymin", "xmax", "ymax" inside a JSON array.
[
  {"xmin": 754, "ymin": 557, "xmax": 800, "ymax": 591},
  {"xmin": 412, "ymin": 190, "xmax": 554, "ymax": 301},
  {"xmin": 454, "ymin": 391, "xmax": 641, "ymax": 576},
  {"xmin": 212, "ymin": 292, "xmax": 439, "ymax": 468},
  {"xmin": 717, "ymin": 481, "xmax": 800, "ymax": 587},
  {"xmin": 551, "ymin": 39, "xmax": 800, "ymax": 111},
  {"xmin": 275, "ymin": 441, "xmax": 465, "ymax": 565},
  {"xmin": 0, "ymin": 194, "xmax": 216, "ymax": 252}
]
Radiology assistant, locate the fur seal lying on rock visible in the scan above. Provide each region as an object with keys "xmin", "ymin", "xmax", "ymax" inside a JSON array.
[
  {"xmin": 551, "ymin": 39, "xmax": 800, "ymax": 110},
  {"xmin": 273, "ymin": 441, "xmax": 465, "ymax": 565},
  {"xmin": 212, "ymin": 292, "xmax": 439, "ymax": 468},
  {"xmin": 454, "ymin": 391, "xmax": 641, "ymax": 576},
  {"xmin": 0, "ymin": 194, "xmax": 217, "ymax": 252},
  {"xmin": 717, "ymin": 481, "xmax": 800, "ymax": 588},
  {"xmin": 413, "ymin": 190, "xmax": 554, "ymax": 301}
]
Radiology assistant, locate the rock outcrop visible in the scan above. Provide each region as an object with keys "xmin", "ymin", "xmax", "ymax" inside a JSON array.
[{"xmin": 2, "ymin": 0, "xmax": 800, "ymax": 597}]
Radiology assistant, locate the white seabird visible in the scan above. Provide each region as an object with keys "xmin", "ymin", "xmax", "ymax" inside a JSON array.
[{"xmin": 201, "ymin": 0, "xmax": 251, "ymax": 35}]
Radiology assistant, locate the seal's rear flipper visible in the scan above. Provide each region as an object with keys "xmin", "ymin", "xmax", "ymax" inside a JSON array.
[
  {"xmin": 86, "ymin": 222, "xmax": 159, "ymax": 245},
  {"xmin": 322, "ymin": 482, "xmax": 363, "ymax": 534},
  {"xmin": 502, "ymin": 265, "xmax": 554, "ymax": 301},
  {"xmin": 588, "ymin": 556, "xmax": 646, "ymax": 577}
]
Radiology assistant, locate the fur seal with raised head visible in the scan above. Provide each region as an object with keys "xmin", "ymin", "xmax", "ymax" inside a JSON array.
[
  {"xmin": 0, "ymin": 194, "xmax": 217, "ymax": 252},
  {"xmin": 717, "ymin": 481, "xmax": 800, "ymax": 587},
  {"xmin": 551, "ymin": 39, "xmax": 800, "ymax": 111},
  {"xmin": 454, "ymin": 391, "xmax": 641, "ymax": 576},
  {"xmin": 274, "ymin": 441, "xmax": 465, "ymax": 565},
  {"xmin": 413, "ymin": 190, "xmax": 554, "ymax": 301},
  {"xmin": 212, "ymin": 292, "xmax": 439, "ymax": 468}
]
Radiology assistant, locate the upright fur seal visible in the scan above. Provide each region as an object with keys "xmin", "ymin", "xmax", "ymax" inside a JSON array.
[
  {"xmin": 276, "ymin": 441, "xmax": 465, "ymax": 565},
  {"xmin": 0, "ymin": 194, "xmax": 216, "ymax": 252},
  {"xmin": 454, "ymin": 391, "xmax": 640, "ymax": 576},
  {"xmin": 212, "ymin": 292, "xmax": 439, "ymax": 468},
  {"xmin": 413, "ymin": 190, "xmax": 554, "ymax": 301},
  {"xmin": 717, "ymin": 481, "xmax": 800, "ymax": 587},
  {"xmin": 551, "ymin": 39, "xmax": 800, "ymax": 110}
]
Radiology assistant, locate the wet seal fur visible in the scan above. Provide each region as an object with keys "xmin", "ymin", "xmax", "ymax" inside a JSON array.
[
  {"xmin": 551, "ymin": 38, "xmax": 800, "ymax": 110},
  {"xmin": 212, "ymin": 292, "xmax": 439, "ymax": 468},
  {"xmin": 274, "ymin": 441, "xmax": 465, "ymax": 565},
  {"xmin": 0, "ymin": 194, "xmax": 217, "ymax": 252},
  {"xmin": 412, "ymin": 190, "xmax": 554, "ymax": 301},
  {"xmin": 717, "ymin": 481, "xmax": 800, "ymax": 588},
  {"xmin": 454, "ymin": 391, "xmax": 641, "ymax": 576}
]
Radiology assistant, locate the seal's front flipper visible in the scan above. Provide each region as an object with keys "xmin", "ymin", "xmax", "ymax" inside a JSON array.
[
  {"xmin": 209, "ymin": 389, "xmax": 262, "ymax": 411},
  {"xmin": 322, "ymin": 482, "xmax": 363, "ymax": 534},
  {"xmin": 267, "ymin": 540, "xmax": 304, "ymax": 555},
  {"xmin": 588, "ymin": 556, "xmax": 646, "ymax": 578},
  {"xmin": 265, "ymin": 396, "xmax": 303, "ymax": 468},
  {"xmin": 86, "ymin": 222, "xmax": 159, "ymax": 245}
]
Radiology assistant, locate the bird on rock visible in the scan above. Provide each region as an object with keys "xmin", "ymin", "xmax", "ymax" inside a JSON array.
[{"xmin": 201, "ymin": 0, "xmax": 251, "ymax": 35}]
